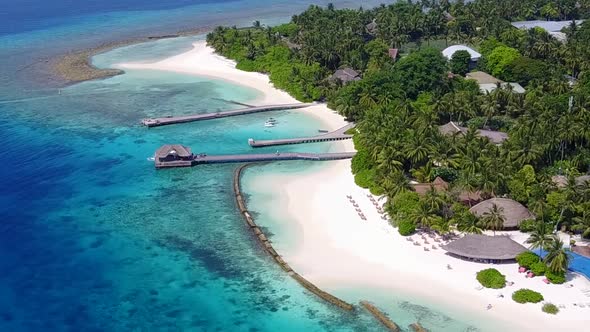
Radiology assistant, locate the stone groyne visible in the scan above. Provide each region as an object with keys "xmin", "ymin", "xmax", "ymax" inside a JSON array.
[
  {"xmin": 233, "ymin": 163, "xmax": 354, "ymax": 311},
  {"xmin": 360, "ymin": 301, "xmax": 400, "ymax": 332},
  {"xmin": 410, "ymin": 322, "xmax": 428, "ymax": 332}
]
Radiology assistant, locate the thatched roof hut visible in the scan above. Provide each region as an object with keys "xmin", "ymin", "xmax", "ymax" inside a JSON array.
[
  {"xmin": 469, "ymin": 198, "xmax": 534, "ymax": 229},
  {"xmin": 551, "ymin": 175, "xmax": 590, "ymax": 188},
  {"xmin": 331, "ymin": 68, "xmax": 361, "ymax": 84},
  {"xmin": 438, "ymin": 121, "xmax": 508, "ymax": 144},
  {"xmin": 412, "ymin": 177, "xmax": 449, "ymax": 195},
  {"xmin": 154, "ymin": 144, "xmax": 194, "ymax": 168},
  {"xmin": 442, "ymin": 234, "xmax": 528, "ymax": 261}
]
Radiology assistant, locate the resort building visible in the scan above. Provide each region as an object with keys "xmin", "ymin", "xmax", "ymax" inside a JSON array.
[
  {"xmin": 469, "ymin": 198, "xmax": 535, "ymax": 230},
  {"xmin": 551, "ymin": 174, "xmax": 590, "ymax": 188},
  {"xmin": 511, "ymin": 20, "xmax": 584, "ymax": 42},
  {"xmin": 154, "ymin": 144, "xmax": 194, "ymax": 168},
  {"xmin": 466, "ymin": 71, "xmax": 525, "ymax": 94},
  {"xmin": 442, "ymin": 234, "xmax": 528, "ymax": 263},
  {"xmin": 331, "ymin": 68, "xmax": 361, "ymax": 85},
  {"xmin": 412, "ymin": 177, "xmax": 483, "ymax": 205},
  {"xmin": 388, "ymin": 48, "xmax": 398, "ymax": 62},
  {"xmin": 442, "ymin": 45, "xmax": 481, "ymax": 69},
  {"xmin": 438, "ymin": 121, "xmax": 508, "ymax": 145}
]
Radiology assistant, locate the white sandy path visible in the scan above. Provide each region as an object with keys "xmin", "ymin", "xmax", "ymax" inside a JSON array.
[
  {"xmin": 116, "ymin": 41, "xmax": 347, "ymax": 132},
  {"xmin": 261, "ymin": 160, "xmax": 590, "ymax": 331},
  {"xmin": 116, "ymin": 40, "xmax": 590, "ymax": 330}
]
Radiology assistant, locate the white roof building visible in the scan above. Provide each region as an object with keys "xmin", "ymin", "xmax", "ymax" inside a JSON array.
[
  {"xmin": 479, "ymin": 83, "xmax": 526, "ymax": 94},
  {"xmin": 442, "ymin": 45, "xmax": 481, "ymax": 61},
  {"xmin": 511, "ymin": 20, "xmax": 584, "ymax": 32},
  {"xmin": 511, "ymin": 20, "xmax": 584, "ymax": 42}
]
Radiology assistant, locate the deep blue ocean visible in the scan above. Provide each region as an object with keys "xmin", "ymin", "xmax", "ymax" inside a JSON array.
[{"xmin": 0, "ymin": 1, "xmax": 491, "ymax": 331}]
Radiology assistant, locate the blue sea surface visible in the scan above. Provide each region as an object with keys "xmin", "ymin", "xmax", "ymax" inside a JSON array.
[{"xmin": 0, "ymin": 1, "xmax": 486, "ymax": 331}]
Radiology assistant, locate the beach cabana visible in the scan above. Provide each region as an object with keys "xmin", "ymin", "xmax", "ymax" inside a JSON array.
[
  {"xmin": 331, "ymin": 68, "xmax": 361, "ymax": 85},
  {"xmin": 469, "ymin": 198, "xmax": 535, "ymax": 230},
  {"xmin": 438, "ymin": 121, "xmax": 508, "ymax": 145},
  {"xmin": 442, "ymin": 234, "xmax": 528, "ymax": 263}
]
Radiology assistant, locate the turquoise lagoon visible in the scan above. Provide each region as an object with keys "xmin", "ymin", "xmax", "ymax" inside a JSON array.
[{"xmin": 0, "ymin": 1, "xmax": 494, "ymax": 331}]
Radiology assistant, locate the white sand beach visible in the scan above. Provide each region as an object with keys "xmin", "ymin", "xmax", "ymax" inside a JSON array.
[
  {"xmin": 117, "ymin": 41, "xmax": 590, "ymax": 331},
  {"xmin": 117, "ymin": 41, "xmax": 347, "ymax": 131},
  {"xmin": 260, "ymin": 160, "xmax": 590, "ymax": 331}
]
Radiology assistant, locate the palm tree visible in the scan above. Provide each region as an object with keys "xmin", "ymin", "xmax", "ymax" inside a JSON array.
[
  {"xmin": 481, "ymin": 204, "xmax": 505, "ymax": 235},
  {"xmin": 525, "ymin": 221, "xmax": 555, "ymax": 250},
  {"xmin": 572, "ymin": 209, "xmax": 590, "ymax": 239},
  {"xmin": 544, "ymin": 238, "xmax": 572, "ymax": 274},
  {"xmin": 456, "ymin": 213, "xmax": 483, "ymax": 234}
]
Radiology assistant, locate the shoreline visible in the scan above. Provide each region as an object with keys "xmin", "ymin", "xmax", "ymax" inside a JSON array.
[
  {"xmin": 116, "ymin": 41, "xmax": 350, "ymax": 133},
  {"xmin": 110, "ymin": 38, "xmax": 590, "ymax": 330},
  {"xmin": 50, "ymin": 27, "xmax": 212, "ymax": 85},
  {"xmin": 247, "ymin": 160, "xmax": 590, "ymax": 331}
]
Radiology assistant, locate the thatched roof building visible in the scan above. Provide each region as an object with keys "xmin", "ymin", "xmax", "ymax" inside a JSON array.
[
  {"xmin": 438, "ymin": 121, "xmax": 508, "ymax": 144},
  {"xmin": 469, "ymin": 198, "xmax": 534, "ymax": 229},
  {"xmin": 466, "ymin": 71, "xmax": 525, "ymax": 94},
  {"xmin": 331, "ymin": 68, "xmax": 361, "ymax": 84},
  {"xmin": 154, "ymin": 144, "xmax": 194, "ymax": 168},
  {"xmin": 442, "ymin": 234, "xmax": 528, "ymax": 261},
  {"xmin": 551, "ymin": 175, "xmax": 590, "ymax": 188},
  {"xmin": 412, "ymin": 177, "xmax": 483, "ymax": 204}
]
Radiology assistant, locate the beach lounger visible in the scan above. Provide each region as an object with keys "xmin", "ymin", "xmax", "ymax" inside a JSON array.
[
  {"xmin": 432, "ymin": 245, "xmax": 437, "ymax": 249},
  {"xmin": 423, "ymin": 247, "xmax": 429, "ymax": 251}
]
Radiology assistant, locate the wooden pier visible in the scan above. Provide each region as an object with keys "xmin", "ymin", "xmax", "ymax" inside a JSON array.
[
  {"xmin": 154, "ymin": 144, "xmax": 356, "ymax": 169},
  {"xmin": 248, "ymin": 123, "xmax": 355, "ymax": 148},
  {"xmin": 141, "ymin": 103, "xmax": 314, "ymax": 127}
]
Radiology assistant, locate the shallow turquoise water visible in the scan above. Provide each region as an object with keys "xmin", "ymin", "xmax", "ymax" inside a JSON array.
[{"xmin": 0, "ymin": 1, "xmax": 490, "ymax": 331}]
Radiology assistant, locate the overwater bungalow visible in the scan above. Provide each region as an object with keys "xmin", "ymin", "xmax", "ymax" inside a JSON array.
[
  {"xmin": 438, "ymin": 121, "xmax": 508, "ymax": 145},
  {"xmin": 469, "ymin": 198, "xmax": 535, "ymax": 230},
  {"xmin": 154, "ymin": 144, "xmax": 194, "ymax": 168},
  {"xmin": 442, "ymin": 234, "xmax": 528, "ymax": 263}
]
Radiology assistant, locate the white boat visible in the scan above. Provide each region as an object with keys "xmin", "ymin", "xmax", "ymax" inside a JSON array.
[{"xmin": 264, "ymin": 121, "xmax": 275, "ymax": 127}]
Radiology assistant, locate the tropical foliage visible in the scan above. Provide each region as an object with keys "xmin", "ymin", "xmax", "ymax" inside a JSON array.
[
  {"xmin": 512, "ymin": 289, "xmax": 544, "ymax": 304},
  {"xmin": 476, "ymin": 268, "xmax": 507, "ymax": 289},
  {"xmin": 207, "ymin": 1, "xmax": 590, "ymax": 251},
  {"xmin": 542, "ymin": 303, "xmax": 559, "ymax": 314}
]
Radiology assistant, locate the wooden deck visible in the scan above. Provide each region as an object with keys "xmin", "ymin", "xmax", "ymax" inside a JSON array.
[
  {"xmin": 248, "ymin": 123, "xmax": 355, "ymax": 148},
  {"xmin": 142, "ymin": 103, "xmax": 314, "ymax": 127},
  {"xmin": 155, "ymin": 151, "xmax": 356, "ymax": 168}
]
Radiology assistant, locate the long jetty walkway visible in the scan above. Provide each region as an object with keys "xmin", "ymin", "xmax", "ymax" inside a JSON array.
[
  {"xmin": 248, "ymin": 123, "xmax": 355, "ymax": 148},
  {"xmin": 192, "ymin": 152, "xmax": 356, "ymax": 165},
  {"xmin": 142, "ymin": 102, "xmax": 314, "ymax": 127}
]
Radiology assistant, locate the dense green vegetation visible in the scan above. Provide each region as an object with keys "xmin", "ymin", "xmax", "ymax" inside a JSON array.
[
  {"xmin": 207, "ymin": 1, "xmax": 590, "ymax": 263},
  {"xmin": 476, "ymin": 268, "xmax": 506, "ymax": 288},
  {"xmin": 512, "ymin": 289, "xmax": 544, "ymax": 303},
  {"xmin": 516, "ymin": 251, "xmax": 541, "ymax": 269},
  {"xmin": 542, "ymin": 303, "xmax": 559, "ymax": 314}
]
